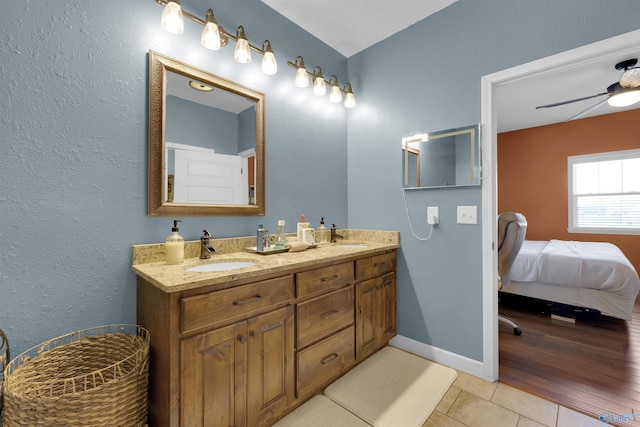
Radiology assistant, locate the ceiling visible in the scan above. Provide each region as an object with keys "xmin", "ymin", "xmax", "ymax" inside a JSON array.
[
  {"xmin": 259, "ymin": 0, "xmax": 640, "ymax": 132},
  {"xmin": 260, "ymin": 0, "xmax": 458, "ymax": 58}
]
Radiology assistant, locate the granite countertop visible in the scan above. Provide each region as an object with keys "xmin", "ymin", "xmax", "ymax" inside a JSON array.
[{"xmin": 131, "ymin": 229, "xmax": 400, "ymax": 293}]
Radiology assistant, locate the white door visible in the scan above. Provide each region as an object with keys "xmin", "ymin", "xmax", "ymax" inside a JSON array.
[{"xmin": 174, "ymin": 149, "xmax": 248, "ymax": 204}]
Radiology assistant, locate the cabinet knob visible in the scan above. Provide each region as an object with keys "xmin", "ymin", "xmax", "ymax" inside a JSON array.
[
  {"xmin": 238, "ymin": 335, "xmax": 247, "ymax": 344},
  {"xmin": 251, "ymin": 332, "xmax": 259, "ymax": 340}
]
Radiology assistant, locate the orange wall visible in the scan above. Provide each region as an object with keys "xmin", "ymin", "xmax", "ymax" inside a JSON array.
[{"xmin": 498, "ymin": 109, "xmax": 640, "ymax": 272}]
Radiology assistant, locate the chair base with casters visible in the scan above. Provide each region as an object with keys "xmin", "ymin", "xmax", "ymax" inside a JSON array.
[
  {"xmin": 499, "ymin": 314, "xmax": 522, "ymax": 336},
  {"xmin": 497, "ymin": 212, "xmax": 528, "ymax": 337}
]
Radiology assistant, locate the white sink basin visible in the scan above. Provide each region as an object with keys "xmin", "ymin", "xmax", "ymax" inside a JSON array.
[
  {"xmin": 335, "ymin": 244, "xmax": 368, "ymax": 249},
  {"xmin": 187, "ymin": 261, "xmax": 257, "ymax": 273}
]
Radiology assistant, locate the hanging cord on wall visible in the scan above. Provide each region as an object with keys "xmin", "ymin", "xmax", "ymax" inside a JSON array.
[{"xmin": 402, "ymin": 189, "xmax": 434, "ymax": 241}]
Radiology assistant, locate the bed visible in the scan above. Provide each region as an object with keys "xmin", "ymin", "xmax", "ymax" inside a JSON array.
[{"xmin": 500, "ymin": 239, "xmax": 640, "ymax": 321}]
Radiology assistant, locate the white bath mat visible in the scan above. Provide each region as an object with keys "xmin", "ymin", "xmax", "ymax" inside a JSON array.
[
  {"xmin": 324, "ymin": 346, "xmax": 457, "ymax": 427},
  {"xmin": 272, "ymin": 395, "xmax": 370, "ymax": 427}
]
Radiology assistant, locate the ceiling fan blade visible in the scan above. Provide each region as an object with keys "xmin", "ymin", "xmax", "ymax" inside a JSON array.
[
  {"xmin": 620, "ymin": 67, "xmax": 640, "ymax": 88},
  {"xmin": 536, "ymin": 92, "xmax": 608, "ymax": 109},
  {"xmin": 566, "ymin": 97, "xmax": 609, "ymax": 121}
]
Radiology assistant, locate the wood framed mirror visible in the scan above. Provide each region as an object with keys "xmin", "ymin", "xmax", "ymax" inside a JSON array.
[{"xmin": 148, "ymin": 50, "xmax": 265, "ymax": 216}]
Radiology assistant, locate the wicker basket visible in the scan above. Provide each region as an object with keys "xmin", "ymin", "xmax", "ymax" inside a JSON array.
[
  {"xmin": 1, "ymin": 327, "xmax": 9, "ymax": 425},
  {"xmin": 3, "ymin": 325, "xmax": 149, "ymax": 427}
]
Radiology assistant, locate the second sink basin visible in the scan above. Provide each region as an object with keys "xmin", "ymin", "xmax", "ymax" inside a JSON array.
[{"xmin": 187, "ymin": 260, "xmax": 257, "ymax": 273}]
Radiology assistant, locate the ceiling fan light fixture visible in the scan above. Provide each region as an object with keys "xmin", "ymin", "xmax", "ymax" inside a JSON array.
[{"xmin": 607, "ymin": 88, "xmax": 640, "ymax": 107}]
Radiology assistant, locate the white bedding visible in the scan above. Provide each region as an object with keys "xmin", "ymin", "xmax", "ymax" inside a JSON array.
[{"xmin": 508, "ymin": 240, "xmax": 640, "ymax": 319}]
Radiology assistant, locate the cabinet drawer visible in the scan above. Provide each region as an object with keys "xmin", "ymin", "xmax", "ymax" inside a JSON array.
[
  {"xmin": 296, "ymin": 326, "xmax": 355, "ymax": 398},
  {"xmin": 355, "ymin": 252, "xmax": 396, "ymax": 281},
  {"xmin": 181, "ymin": 275, "xmax": 294, "ymax": 333},
  {"xmin": 296, "ymin": 262, "xmax": 354, "ymax": 298},
  {"xmin": 296, "ymin": 287, "xmax": 354, "ymax": 349}
]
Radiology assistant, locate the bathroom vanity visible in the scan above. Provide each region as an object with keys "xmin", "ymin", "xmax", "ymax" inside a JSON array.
[{"xmin": 132, "ymin": 230, "xmax": 399, "ymax": 427}]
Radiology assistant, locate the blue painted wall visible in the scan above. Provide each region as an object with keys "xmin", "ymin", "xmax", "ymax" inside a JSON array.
[
  {"xmin": 1, "ymin": 0, "xmax": 638, "ymax": 365},
  {"xmin": 0, "ymin": 0, "xmax": 348, "ymax": 356},
  {"xmin": 166, "ymin": 95, "xmax": 239, "ymax": 154},
  {"xmin": 346, "ymin": 0, "xmax": 639, "ymax": 360}
]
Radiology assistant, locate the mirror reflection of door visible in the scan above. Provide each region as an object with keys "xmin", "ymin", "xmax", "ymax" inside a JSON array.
[
  {"xmin": 402, "ymin": 147, "xmax": 420, "ymax": 187},
  {"xmin": 174, "ymin": 148, "xmax": 247, "ymax": 204},
  {"xmin": 165, "ymin": 70, "xmax": 257, "ymax": 206}
]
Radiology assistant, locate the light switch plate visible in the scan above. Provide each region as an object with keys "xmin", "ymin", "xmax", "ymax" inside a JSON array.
[{"xmin": 457, "ymin": 206, "xmax": 477, "ymax": 224}]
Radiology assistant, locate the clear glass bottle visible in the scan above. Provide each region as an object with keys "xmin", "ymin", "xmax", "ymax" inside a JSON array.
[
  {"xmin": 165, "ymin": 220, "xmax": 184, "ymax": 264},
  {"xmin": 274, "ymin": 220, "xmax": 287, "ymax": 249}
]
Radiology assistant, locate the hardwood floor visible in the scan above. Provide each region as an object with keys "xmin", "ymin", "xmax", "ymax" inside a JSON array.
[{"xmin": 499, "ymin": 294, "xmax": 640, "ymax": 427}]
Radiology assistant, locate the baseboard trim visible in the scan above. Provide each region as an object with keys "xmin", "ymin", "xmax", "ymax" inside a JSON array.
[{"xmin": 390, "ymin": 335, "xmax": 485, "ymax": 379}]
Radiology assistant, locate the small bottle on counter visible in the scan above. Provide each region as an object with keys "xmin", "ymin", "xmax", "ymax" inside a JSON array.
[
  {"xmin": 165, "ymin": 220, "xmax": 184, "ymax": 264},
  {"xmin": 315, "ymin": 217, "xmax": 330, "ymax": 243},
  {"xmin": 274, "ymin": 220, "xmax": 287, "ymax": 249},
  {"xmin": 297, "ymin": 214, "xmax": 310, "ymax": 240},
  {"xmin": 257, "ymin": 223, "xmax": 266, "ymax": 252}
]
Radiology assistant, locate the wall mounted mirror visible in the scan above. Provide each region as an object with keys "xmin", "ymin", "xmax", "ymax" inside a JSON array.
[
  {"xmin": 402, "ymin": 124, "xmax": 480, "ymax": 189},
  {"xmin": 148, "ymin": 50, "xmax": 265, "ymax": 216}
]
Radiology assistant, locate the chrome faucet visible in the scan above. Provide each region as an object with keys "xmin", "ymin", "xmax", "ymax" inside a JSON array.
[
  {"xmin": 200, "ymin": 229, "xmax": 216, "ymax": 259},
  {"xmin": 330, "ymin": 224, "xmax": 344, "ymax": 243}
]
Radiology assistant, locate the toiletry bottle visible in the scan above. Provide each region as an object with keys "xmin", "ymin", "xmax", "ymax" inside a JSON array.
[
  {"xmin": 316, "ymin": 217, "xmax": 330, "ymax": 243},
  {"xmin": 257, "ymin": 223, "xmax": 266, "ymax": 252},
  {"xmin": 274, "ymin": 220, "xmax": 287, "ymax": 249},
  {"xmin": 297, "ymin": 214, "xmax": 310, "ymax": 240},
  {"xmin": 165, "ymin": 220, "xmax": 184, "ymax": 264},
  {"xmin": 303, "ymin": 225, "xmax": 315, "ymax": 245}
]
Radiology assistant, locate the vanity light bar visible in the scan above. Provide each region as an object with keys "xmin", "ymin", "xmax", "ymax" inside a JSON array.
[
  {"xmin": 287, "ymin": 56, "xmax": 356, "ymax": 108},
  {"xmin": 155, "ymin": 0, "xmax": 277, "ymax": 75}
]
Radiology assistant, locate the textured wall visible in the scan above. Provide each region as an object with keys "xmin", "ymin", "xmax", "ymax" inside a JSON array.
[
  {"xmin": 0, "ymin": 0, "xmax": 348, "ymax": 356},
  {"xmin": 498, "ymin": 109, "xmax": 640, "ymax": 272},
  {"xmin": 346, "ymin": 0, "xmax": 640, "ymax": 360}
]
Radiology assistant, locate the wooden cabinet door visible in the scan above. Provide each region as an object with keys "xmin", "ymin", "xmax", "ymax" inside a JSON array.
[
  {"xmin": 356, "ymin": 273, "xmax": 397, "ymax": 360},
  {"xmin": 355, "ymin": 277, "xmax": 378, "ymax": 360},
  {"xmin": 247, "ymin": 306, "xmax": 294, "ymax": 427},
  {"xmin": 181, "ymin": 322, "xmax": 247, "ymax": 427},
  {"xmin": 379, "ymin": 272, "xmax": 397, "ymax": 344}
]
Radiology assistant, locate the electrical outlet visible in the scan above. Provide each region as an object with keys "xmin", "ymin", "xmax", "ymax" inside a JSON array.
[{"xmin": 427, "ymin": 206, "xmax": 439, "ymax": 224}]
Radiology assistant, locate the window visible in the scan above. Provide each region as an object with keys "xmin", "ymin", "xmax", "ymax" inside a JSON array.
[{"xmin": 568, "ymin": 149, "xmax": 640, "ymax": 234}]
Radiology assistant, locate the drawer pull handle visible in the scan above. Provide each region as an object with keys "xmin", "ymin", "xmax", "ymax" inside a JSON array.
[
  {"xmin": 321, "ymin": 275, "xmax": 339, "ymax": 282},
  {"xmin": 374, "ymin": 262, "xmax": 386, "ymax": 268},
  {"xmin": 262, "ymin": 322, "xmax": 282, "ymax": 333},
  {"xmin": 321, "ymin": 353, "xmax": 339, "ymax": 365},
  {"xmin": 321, "ymin": 310, "xmax": 339, "ymax": 319},
  {"xmin": 238, "ymin": 335, "xmax": 247, "ymax": 344},
  {"xmin": 233, "ymin": 294, "xmax": 262, "ymax": 305}
]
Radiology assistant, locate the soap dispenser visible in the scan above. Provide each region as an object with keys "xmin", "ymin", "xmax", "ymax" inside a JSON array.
[
  {"xmin": 316, "ymin": 217, "xmax": 330, "ymax": 243},
  {"xmin": 165, "ymin": 220, "xmax": 184, "ymax": 265}
]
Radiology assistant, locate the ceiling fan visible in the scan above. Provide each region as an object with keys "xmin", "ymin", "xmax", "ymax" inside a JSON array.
[{"xmin": 536, "ymin": 58, "xmax": 640, "ymax": 121}]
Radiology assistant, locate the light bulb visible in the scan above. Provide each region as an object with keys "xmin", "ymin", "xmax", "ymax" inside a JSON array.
[
  {"xmin": 261, "ymin": 41, "xmax": 277, "ymax": 75},
  {"xmin": 607, "ymin": 89, "xmax": 640, "ymax": 107},
  {"xmin": 200, "ymin": 10, "xmax": 221, "ymax": 51},
  {"xmin": 330, "ymin": 85, "xmax": 342, "ymax": 103},
  {"xmin": 313, "ymin": 76, "xmax": 326, "ymax": 96},
  {"xmin": 161, "ymin": 0, "xmax": 184, "ymax": 35},
  {"xmin": 295, "ymin": 67, "xmax": 309, "ymax": 87},
  {"xmin": 344, "ymin": 91, "xmax": 356, "ymax": 108},
  {"xmin": 234, "ymin": 26, "xmax": 251, "ymax": 63}
]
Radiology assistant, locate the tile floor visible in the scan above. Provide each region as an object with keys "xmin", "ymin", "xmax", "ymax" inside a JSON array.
[{"xmin": 424, "ymin": 371, "xmax": 605, "ymax": 427}]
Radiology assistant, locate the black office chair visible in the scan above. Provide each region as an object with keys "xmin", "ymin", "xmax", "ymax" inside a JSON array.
[{"xmin": 497, "ymin": 212, "xmax": 527, "ymax": 336}]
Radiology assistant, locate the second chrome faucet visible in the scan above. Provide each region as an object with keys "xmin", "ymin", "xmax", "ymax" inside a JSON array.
[{"xmin": 200, "ymin": 230, "xmax": 216, "ymax": 259}]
